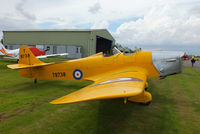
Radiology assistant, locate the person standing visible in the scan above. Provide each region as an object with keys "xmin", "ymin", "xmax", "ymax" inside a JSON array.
[{"xmin": 191, "ymin": 56, "xmax": 196, "ymax": 67}]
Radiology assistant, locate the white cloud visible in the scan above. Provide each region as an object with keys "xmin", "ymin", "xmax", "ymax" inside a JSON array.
[
  {"xmin": 15, "ymin": 0, "xmax": 36, "ymax": 20},
  {"xmin": 114, "ymin": 4, "xmax": 200, "ymax": 46},
  {"xmin": 0, "ymin": 0, "xmax": 200, "ymax": 47},
  {"xmin": 91, "ymin": 20, "xmax": 109, "ymax": 29},
  {"xmin": 190, "ymin": 5, "xmax": 200, "ymax": 16},
  {"xmin": 1, "ymin": 0, "xmax": 195, "ymax": 28},
  {"xmin": 88, "ymin": 2, "xmax": 101, "ymax": 14}
]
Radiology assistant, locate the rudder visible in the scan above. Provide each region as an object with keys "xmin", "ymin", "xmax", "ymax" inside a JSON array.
[
  {"xmin": 19, "ymin": 46, "xmax": 43, "ymax": 65},
  {"xmin": 18, "ymin": 46, "xmax": 43, "ymax": 78}
]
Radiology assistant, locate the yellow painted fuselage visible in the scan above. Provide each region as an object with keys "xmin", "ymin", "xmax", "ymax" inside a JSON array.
[
  {"xmin": 8, "ymin": 46, "xmax": 184, "ymax": 104},
  {"xmin": 19, "ymin": 51, "xmax": 160, "ymax": 81}
]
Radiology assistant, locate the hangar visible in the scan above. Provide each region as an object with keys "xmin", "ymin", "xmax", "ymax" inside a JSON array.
[{"xmin": 2, "ymin": 29, "xmax": 115, "ymax": 58}]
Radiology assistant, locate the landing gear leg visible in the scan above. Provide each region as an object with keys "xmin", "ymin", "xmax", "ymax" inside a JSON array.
[
  {"xmin": 145, "ymin": 82, "xmax": 148, "ymax": 91},
  {"xmin": 34, "ymin": 79, "xmax": 37, "ymax": 84}
]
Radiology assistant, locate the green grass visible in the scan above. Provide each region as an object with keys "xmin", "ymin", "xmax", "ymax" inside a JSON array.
[
  {"xmin": 0, "ymin": 59, "xmax": 17, "ymax": 69},
  {"xmin": 0, "ymin": 59, "xmax": 200, "ymax": 134}
]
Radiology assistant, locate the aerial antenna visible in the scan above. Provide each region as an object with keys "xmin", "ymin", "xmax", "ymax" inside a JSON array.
[{"xmin": 135, "ymin": 46, "xmax": 138, "ymax": 53}]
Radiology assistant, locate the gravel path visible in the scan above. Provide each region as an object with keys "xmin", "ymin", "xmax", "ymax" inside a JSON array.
[{"xmin": 183, "ymin": 60, "xmax": 200, "ymax": 71}]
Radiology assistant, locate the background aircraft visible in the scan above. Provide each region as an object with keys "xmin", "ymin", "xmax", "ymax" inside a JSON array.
[
  {"xmin": 0, "ymin": 43, "xmax": 68, "ymax": 59},
  {"xmin": 8, "ymin": 46, "xmax": 184, "ymax": 105}
]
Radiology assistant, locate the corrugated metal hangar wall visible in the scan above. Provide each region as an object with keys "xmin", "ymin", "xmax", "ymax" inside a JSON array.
[{"xmin": 2, "ymin": 29, "xmax": 115, "ymax": 58}]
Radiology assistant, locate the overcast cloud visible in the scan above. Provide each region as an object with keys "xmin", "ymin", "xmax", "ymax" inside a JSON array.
[
  {"xmin": 0, "ymin": 0, "xmax": 200, "ymax": 50},
  {"xmin": 115, "ymin": 4, "xmax": 200, "ymax": 46},
  {"xmin": 15, "ymin": 0, "xmax": 36, "ymax": 20},
  {"xmin": 88, "ymin": 2, "xmax": 102, "ymax": 14}
]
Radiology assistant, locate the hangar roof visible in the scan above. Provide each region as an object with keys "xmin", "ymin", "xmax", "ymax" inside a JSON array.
[
  {"xmin": 3, "ymin": 29, "xmax": 108, "ymax": 32},
  {"xmin": 3, "ymin": 29, "xmax": 114, "ymax": 40}
]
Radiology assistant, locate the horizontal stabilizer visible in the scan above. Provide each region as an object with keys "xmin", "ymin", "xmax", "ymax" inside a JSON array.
[
  {"xmin": 7, "ymin": 62, "xmax": 53, "ymax": 70},
  {"xmin": 7, "ymin": 46, "xmax": 56, "ymax": 69}
]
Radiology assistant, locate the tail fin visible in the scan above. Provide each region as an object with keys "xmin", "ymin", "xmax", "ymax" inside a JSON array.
[
  {"xmin": 8, "ymin": 46, "xmax": 53, "ymax": 70},
  {"xmin": 18, "ymin": 46, "xmax": 43, "ymax": 65},
  {"xmin": 8, "ymin": 46, "xmax": 54, "ymax": 79}
]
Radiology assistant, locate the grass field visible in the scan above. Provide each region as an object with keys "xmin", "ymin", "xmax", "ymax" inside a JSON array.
[{"xmin": 0, "ymin": 58, "xmax": 200, "ymax": 134}]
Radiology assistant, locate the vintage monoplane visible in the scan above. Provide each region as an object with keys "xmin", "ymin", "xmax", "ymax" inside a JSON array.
[
  {"xmin": 8, "ymin": 46, "xmax": 184, "ymax": 105},
  {"xmin": 0, "ymin": 43, "xmax": 68, "ymax": 59}
]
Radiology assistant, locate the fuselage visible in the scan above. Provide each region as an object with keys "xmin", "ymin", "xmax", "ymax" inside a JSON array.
[
  {"xmin": 19, "ymin": 51, "xmax": 161, "ymax": 81},
  {"xmin": 0, "ymin": 45, "xmax": 18, "ymax": 57}
]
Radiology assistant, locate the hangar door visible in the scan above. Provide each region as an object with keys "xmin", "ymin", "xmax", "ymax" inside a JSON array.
[{"xmin": 96, "ymin": 36, "xmax": 112, "ymax": 54}]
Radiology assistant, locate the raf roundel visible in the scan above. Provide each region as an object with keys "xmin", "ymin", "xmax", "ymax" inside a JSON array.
[{"xmin": 73, "ymin": 69, "xmax": 83, "ymax": 80}]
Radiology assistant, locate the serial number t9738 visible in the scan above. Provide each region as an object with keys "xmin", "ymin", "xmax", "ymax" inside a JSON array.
[{"xmin": 52, "ymin": 72, "xmax": 66, "ymax": 77}]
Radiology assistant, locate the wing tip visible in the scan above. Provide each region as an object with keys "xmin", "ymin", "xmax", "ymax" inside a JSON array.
[
  {"xmin": 50, "ymin": 101, "xmax": 59, "ymax": 104},
  {"xmin": 50, "ymin": 100, "xmax": 76, "ymax": 104},
  {"xmin": 50, "ymin": 98, "xmax": 74, "ymax": 104},
  {"xmin": 50, "ymin": 100, "xmax": 64, "ymax": 104}
]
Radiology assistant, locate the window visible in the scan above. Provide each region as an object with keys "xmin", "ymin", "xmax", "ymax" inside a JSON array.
[
  {"xmin": 76, "ymin": 47, "xmax": 79, "ymax": 53},
  {"xmin": 53, "ymin": 46, "xmax": 57, "ymax": 54},
  {"xmin": 76, "ymin": 47, "xmax": 81, "ymax": 53},
  {"xmin": 9, "ymin": 45, "xmax": 13, "ymax": 50},
  {"xmin": 36, "ymin": 45, "xmax": 44, "ymax": 50}
]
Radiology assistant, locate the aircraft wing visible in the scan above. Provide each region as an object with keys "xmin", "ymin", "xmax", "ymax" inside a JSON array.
[
  {"xmin": 2, "ymin": 53, "xmax": 68, "ymax": 60},
  {"xmin": 2, "ymin": 56, "xmax": 18, "ymax": 59},
  {"xmin": 36, "ymin": 53, "xmax": 68, "ymax": 59},
  {"xmin": 50, "ymin": 70, "xmax": 147, "ymax": 104}
]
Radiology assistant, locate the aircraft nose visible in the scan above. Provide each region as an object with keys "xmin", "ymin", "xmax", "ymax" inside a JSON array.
[{"xmin": 152, "ymin": 51, "xmax": 184, "ymax": 77}]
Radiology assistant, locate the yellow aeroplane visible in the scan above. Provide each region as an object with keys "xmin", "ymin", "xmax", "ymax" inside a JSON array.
[{"xmin": 8, "ymin": 46, "xmax": 184, "ymax": 105}]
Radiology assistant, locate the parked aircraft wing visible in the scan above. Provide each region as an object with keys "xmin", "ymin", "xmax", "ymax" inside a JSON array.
[
  {"xmin": 36, "ymin": 53, "xmax": 68, "ymax": 59},
  {"xmin": 50, "ymin": 71, "xmax": 147, "ymax": 104},
  {"xmin": 2, "ymin": 56, "xmax": 18, "ymax": 59}
]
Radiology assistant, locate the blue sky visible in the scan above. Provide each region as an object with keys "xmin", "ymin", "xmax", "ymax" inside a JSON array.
[{"xmin": 0, "ymin": 0, "xmax": 200, "ymax": 55}]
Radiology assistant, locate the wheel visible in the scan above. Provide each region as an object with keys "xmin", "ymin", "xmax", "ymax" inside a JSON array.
[
  {"xmin": 140, "ymin": 101, "xmax": 151, "ymax": 106},
  {"xmin": 34, "ymin": 79, "xmax": 37, "ymax": 84}
]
